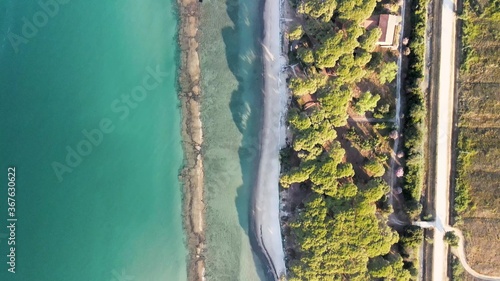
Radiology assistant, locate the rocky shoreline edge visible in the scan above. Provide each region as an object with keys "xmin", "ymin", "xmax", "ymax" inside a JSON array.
[{"xmin": 177, "ymin": 0, "xmax": 205, "ymax": 280}]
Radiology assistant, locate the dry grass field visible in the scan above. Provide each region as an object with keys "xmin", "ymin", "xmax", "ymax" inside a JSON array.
[{"xmin": 454, "ymin": 0, "xmax": 500, "ymax": 276}]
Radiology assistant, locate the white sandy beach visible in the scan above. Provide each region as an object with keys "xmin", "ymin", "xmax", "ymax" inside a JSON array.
[{"xmin": 252, "ymin": 0, "xmax": 287, "ymax": 279}]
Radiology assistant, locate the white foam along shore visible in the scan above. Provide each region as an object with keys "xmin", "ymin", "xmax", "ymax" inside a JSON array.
[{"xmin": 253, "ymin": 0, "xmax": 287, "ymax": 279}]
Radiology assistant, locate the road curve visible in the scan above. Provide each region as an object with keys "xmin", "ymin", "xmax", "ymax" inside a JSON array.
[
  {"xmin": 415, "ymin": 221, "xmax": 500, "ymax": 280},
  {"xmin": 447, "ymin": 227, "xmax": 500, "ymax": 281},
  {"xmin": 414, "ymin": 219, "xmax": 500, "ymax": 280}
]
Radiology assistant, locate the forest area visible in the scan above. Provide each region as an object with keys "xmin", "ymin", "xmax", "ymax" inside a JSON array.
[{"xmin": 279, "ymin": 0, "xmax": 427, "ymax": 279}]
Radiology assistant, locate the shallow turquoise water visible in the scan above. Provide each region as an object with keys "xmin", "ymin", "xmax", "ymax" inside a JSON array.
[
  {"xmin": 199, "ymin": 0, "xmax": 268, "ymax": 280},
  {"xmin": 0, "ymin": 1, "xmax": 187, "ymax": 280}
]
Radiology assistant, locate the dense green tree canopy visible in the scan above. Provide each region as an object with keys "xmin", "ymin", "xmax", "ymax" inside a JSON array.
[
  {"xmin": 279, "ymin": 0, "xmax": 413, "ymax": 278},
  {"xmin": 298, "ymin": 0, "xmax": 337, "ymax": 21},
  {"xmin": 314, "ymin": 32, "xmax": 346, "ymax": 68},
  {"xmin": 368, "ymin": 254, "xmax": 412, "ymax": 280},
  {"xmin": 303, "ymin": 19, "xmax": 336, "ymax": 43},
  {"xmin": 293, "ymin": 121, "xmax": 336, "ymax": 152},
  {"xmin": 335, "ymin": 54, "xmax": 369, "ymax": 83},
  {"xmin": 400, "ymin": 225, "xmax": 424, "ymax": 249},
  {"xmin": 355, "ymin": 91, "xmax": 381, "ymax": 114},
  {"xmin": 288, "ymin": 109, "xmax": 312, "ymax": 131},
  {"xmin": 309, "ymin": 146, "xmax": 354, "ymax": 196},
  {"xmin": 379, "ymin": 61, "xmax": 398, "ymax": 84},
  {"xmin": 361, "ymin": 178, "xmax": 390, "ymax": 202},
  {"xmin": 359, "ymin": 28, "xmax": 382, "ymax": 51},
  {"xmin": 288, "ymin": 25, "xmax": 304, "ymax": 41},
  {"xmin": 364, "ymin": 159, "xmax": 386, "ymax": 177},
  {"xmin": 444, "ymin": 231, "xmax": 459, "ymax": 247},
  {"xmin": 316, "ymin": 88, "xmax": 351, "ymax": 126},
  {"xmin": 337, "ymin": 0, "xmax": 378, "ymax": 23},
  {"xmin": 289, "ymin": 75, "xmax": 328, "ymax": 96},
  {"xmin": 280, "ymin": 164, "xmax": 315, "ymax": 188},
  {"xmin": 297, "ymin": 47, "xmax": 315, "ymax": 65},
  {"xmin": 289, "ymin": 193, "xmax": 400, "ymax": 280}
]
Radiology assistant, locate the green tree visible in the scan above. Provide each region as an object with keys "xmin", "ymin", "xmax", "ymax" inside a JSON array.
[
  {"xmin": 364, "ymin": 159, "xmax": 386, "ymax": 177},
  {"xmin": 355, "ymin": 51, "xmax": 372, "ymax": 67},
  {"xmin": 288, "ymin": 25, "xmax": 304, "ymax": 41},
  {"xmin": 368, "ymin": 254, "xmax": 412, "ymax": 280},
  {"xmin": 280, "ymin": 166, "xmax": 313, "ymax": 187},
  {"xmin": 314, "ymin": 32, "xmax": 345, "ymax": 68},
  {"xmin": 297, "ymin": 47, "xmax": 315, "ymax": 65},
  {"xmin": 400, "ymin": 225, "xmax": 424, "ymax": 249},
  {"xmin": 297, "ymin": 0, "xmax": 337, "ymax": 21},
  {"xmin": 288, "ymin": 109, "xmax": 312, "ymax": 131},
  {"xmin": 337, "ymin": 0, "xmax": 377, "ymax": 23},
  {"xmin": 335, "ymin": 54, "xmax": 368, "ymax": 83},
  {"xmin": 293, "ymin": 121, "xmax": 336, "ymax": 152},
  {"xmin": 314, "ymin": 26, "xmax": 362, "ymax": 68},
  {"xmin": 355, "ymin": 91, "xmax": 380, "ymax": 114},
  {"xmin": 303, "ymin": 18, "xmax": 336, "ymax": 43},
  {"xmin": 309, "ymin": 147, "xmax": 355, "ymax": 196},
  {"xmin": 379, "ymin": 61, "xmax": 398, "ymax": 84},
  {"xmin": 338, "ymin": 182, "xmax": 358, "ymax": 198},
  {"xmin": 289, "ymin": 75, "xmax": 328, "ymax": 96},
  {"xmin": 361, "ymin": 178, "xmax": 389, "ymax": 202},
  {"xmin": 289, "ymin": 77, "xmax": 318, "ymax": 97},
  {"xmin": 316, "ymin": 88, "xmax": 351, "ymax": 126},
  {"xmin": 374, "ymin": 103, "xmax": 391, "ymax": 118},
  {"xmin": 289, "ymin": 193, "xmax": 401, "ymax": 280},
  {"xmin": 359, "ymin": 28, "xmax": 382, "ymax": 51},
  {"xmin": 444, "ymin": 231, "xmax": 459, "ymax": 247},
  {"xmin": 298, "ymin": 145, "xmax": 323, "ymax": 161}
]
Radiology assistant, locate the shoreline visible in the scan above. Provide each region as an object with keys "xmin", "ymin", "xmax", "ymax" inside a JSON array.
[
  {"xmin": 177, "ymin": 0, "xmax": 205, "ymax": 280},
  {"xmin": 252, "ymin": 0, "xmax": 288, "ymax": 279}
]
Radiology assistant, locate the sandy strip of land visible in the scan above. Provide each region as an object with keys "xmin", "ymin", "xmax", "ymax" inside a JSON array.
[
  {"xmin": 252, "ymin": 0, "xmax": 287, "ymax": 279},
  {"xmin": 177, "ymin": 0, "xmax": 205, "ymax": 280},
  {"xmin": 432, "ymin": 0, "xmax": 456, "ymax": 279}
]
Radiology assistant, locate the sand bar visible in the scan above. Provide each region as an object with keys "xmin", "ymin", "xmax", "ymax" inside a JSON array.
[{"xmin": 177, "ymin": 0, "xmax": 205, "ymax": 280}]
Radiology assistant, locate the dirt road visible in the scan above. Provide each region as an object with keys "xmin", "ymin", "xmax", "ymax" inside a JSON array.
[
  {"xmin": 252, "ymin": 0, "xmax": 287, "ymax": 279},
  {"xmin": 432, "ymin": 0, "xmax": 457, "ymax": 279}
]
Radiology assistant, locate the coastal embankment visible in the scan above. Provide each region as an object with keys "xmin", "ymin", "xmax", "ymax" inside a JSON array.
[
  {"xmin": 253, "ymin": 0, "xmax": 287, "ymax": 279},
  {"xmin": 177, "ymin": 0, "xmax": 205, "ymax": 280}
]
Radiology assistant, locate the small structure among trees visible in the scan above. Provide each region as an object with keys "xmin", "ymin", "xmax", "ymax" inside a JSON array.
[
  {"xmin": 363, "ymin": 14, "xmax": 402, "ymax": 49},
  {"xmin": 396, "ymin": 167, "xmax": 404, "ymax": 177},
  {"xmin": 390, "ymin": 130, "xmax": 399, "ymax": 139}
]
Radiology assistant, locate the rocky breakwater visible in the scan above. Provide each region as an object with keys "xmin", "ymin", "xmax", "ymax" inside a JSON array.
[{"xmin": 177, "ymin": 0, "xmax": 205, "ymax": 280}]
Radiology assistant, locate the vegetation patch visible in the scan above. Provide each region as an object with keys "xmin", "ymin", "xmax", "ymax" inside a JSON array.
[
  {"xmin": 453, "ymin": 0, "xmax": 500, "ymax": 276},
  {"xmin": 400, "ymin": 0, "xmax": 427, "ymax": 220},
  {"xmin": 279, "ymin": 0, "xmax": 425, "ymax": 279}
]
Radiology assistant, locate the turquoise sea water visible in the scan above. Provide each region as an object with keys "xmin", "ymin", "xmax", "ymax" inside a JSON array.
[
  {"xmin": 199, "ymin": 0, "xmax": 268, "ymax": 280},
  {"xmin": 0, "ymin": 1, "xmax": 187, "ymax": 280}
]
